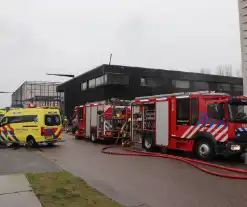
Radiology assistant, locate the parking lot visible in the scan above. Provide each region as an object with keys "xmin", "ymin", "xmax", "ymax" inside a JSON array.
[{"xmin": 18, "ymin": 133, "xmax": 245, "ymax": 207}]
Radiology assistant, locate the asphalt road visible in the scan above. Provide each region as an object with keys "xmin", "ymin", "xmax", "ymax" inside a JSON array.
[{"xmin": 39, "ymin": 134, "xmax": 247, "ymax": 207}]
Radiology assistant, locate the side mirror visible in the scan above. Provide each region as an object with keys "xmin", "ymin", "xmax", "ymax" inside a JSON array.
[{"xmin": 1, "ymin": 118, "xmax": 8, "ymax": 126}]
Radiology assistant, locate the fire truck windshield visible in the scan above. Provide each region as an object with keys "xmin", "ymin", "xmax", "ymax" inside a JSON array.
[
  {"xmin": 115, "ymin": 107, "xmax": 126, "ymax": 117},
  {"xmin": 229, "ymin": 101, "xmax": 247, "ymax": 123}
]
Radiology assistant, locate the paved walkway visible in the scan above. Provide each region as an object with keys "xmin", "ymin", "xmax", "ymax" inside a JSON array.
[
  {"xmin": 0, "ymin": 148, "xmax": 61, "ymax": 175},
  {"xmin": 0, "ymin": 174, "xmax": 41, "ymax": 207}
]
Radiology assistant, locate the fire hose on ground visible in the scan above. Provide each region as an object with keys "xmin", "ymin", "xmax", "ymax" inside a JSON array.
[{"xmin": 101, "ymin": 138, "xmax": 247, "ymax": 180}]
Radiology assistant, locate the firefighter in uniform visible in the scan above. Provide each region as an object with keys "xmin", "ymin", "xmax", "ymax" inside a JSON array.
[
  {"xmin": 63, "ymin": 116, "xmax": 68, "ymax": 132},
  {"xmin": 120, "ymin": 118, "xmax": 131, "ymax": 147}
]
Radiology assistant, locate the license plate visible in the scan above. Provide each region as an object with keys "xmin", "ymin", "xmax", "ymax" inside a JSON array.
[
  {"xmin": 105, "ymin": 132, "xmax": 112, "ymax": 136},
  {"xmin": 45, "ymin": 136, "xmax": 53, "ymax": 140}
]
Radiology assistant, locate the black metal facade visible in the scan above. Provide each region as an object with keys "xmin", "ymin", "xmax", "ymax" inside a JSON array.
[{"xmin": 57, "ymin": 64, "xmax": 243, "ymax": 117}]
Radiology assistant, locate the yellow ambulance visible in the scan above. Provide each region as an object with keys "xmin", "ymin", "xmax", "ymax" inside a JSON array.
[{"xmin": 0, "ymin": 107, "xmax": 63, "ymax": 146}]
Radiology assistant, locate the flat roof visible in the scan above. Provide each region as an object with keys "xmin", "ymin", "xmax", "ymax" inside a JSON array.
[{"xmin": 57, "ymin": 64, "xmax": 242, "ymax": 91}]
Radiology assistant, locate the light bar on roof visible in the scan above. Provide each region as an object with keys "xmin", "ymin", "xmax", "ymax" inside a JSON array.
[{"xmin": 156, "ymin": 97, "xmax": 167, "ymax": 100}]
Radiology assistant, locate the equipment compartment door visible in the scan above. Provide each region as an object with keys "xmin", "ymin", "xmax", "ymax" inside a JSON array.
[
  {"xmin": 156, "ymin": 101, "xmax": 169, "ymax": 146},
  {"xmin": 91, "ymin": 106, "xmax": 97, "ymax": 127},
  {"xmin": 86, "ymin": 107, "xmax": 91, "ymax": 137},
  {"xmin": 97, "ymin": 105, "xmax": 104, "ymax": 137},
  {"xmin": 131, "ymin": 105, "xmax": 143, "ymax": 143}
]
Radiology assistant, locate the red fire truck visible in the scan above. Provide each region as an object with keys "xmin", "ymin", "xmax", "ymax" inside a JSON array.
[
  {"xmin": 72, "ymin": 99, "xmax": 131, "ymax": 142},
  {"xmin": 131, "ymin": 91, "xmax": 247, "ymax": 160}
]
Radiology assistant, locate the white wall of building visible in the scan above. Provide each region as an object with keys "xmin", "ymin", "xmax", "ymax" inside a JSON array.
[{"xmin": 239, "ymin": 0, "xmax": 247, "ymax": 95}]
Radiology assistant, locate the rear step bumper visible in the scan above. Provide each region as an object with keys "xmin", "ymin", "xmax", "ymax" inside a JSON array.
[{"xmin": 216, "ymin": 140, "xmax": 247, "ymax": 156}]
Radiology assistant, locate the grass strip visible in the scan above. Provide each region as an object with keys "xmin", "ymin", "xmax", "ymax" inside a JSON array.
[{"xmin": 26, "ymin": 171, "xmax": 124, "ymax": 207}]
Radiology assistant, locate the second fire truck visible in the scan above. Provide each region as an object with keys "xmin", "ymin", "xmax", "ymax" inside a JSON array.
[
  {"xmin": 130, "ymin": 91, "xmax": 247, "ymax": 160},
  {"xmin": 72, "ymin": 99, "xmax": 131, "ymax": 142}
]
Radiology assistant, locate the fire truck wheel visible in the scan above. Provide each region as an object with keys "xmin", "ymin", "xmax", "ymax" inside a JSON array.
[
  {"xmin": 90, "ymin": 133, "xmax": 97, "ymax": 143},
  {"xmin": 195, "ymin": 138, "xmax": 215, "ymax": 161},
  {"xmin": 72, "ymin": 127, "xmax": 77, "ymax": 135},
  {"xmin": 142, "ymin": 136, "xmax": 154, "ymax": 151},
  {"xmin": 74, "ymin": 130, "xmax": 79, "ymax": 139}
]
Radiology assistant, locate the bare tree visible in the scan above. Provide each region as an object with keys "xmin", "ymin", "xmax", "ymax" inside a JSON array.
[
  {"xmin": 216, "ymin": 64, "xmax": 225, "ymax": 75},
  {"xmin": 200, "ymin": 68, "xmax": 211, "ymax": 74},
  {"xmin": 224, "ymin": 64, "xmax": 232, "ymax": 76},
  {"xmin": 200, "ymin": 68, "xmax": 205, "ymax": 74},
  {"xmin": 236, "ymin": 69, "xmax": 242, "ymax": 77},
  {"xmin": 216, "ymin": 64, "xmax": 233, "ymax": 76}
]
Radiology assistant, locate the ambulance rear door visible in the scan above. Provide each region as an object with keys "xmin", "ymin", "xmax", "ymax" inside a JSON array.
[{"xmin": 43, "ymin": 111, "xmax": 62, "ymax": 140}]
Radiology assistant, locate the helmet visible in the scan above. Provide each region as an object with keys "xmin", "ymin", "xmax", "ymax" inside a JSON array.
[{"xmin": 28, "ymin": 103, "xmax": 36, "ymax": 108}]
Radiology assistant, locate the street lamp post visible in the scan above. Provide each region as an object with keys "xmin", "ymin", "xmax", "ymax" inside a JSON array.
[{"xmin": 46, "ymin": 73, "xmax": 75, "ymax": 78}]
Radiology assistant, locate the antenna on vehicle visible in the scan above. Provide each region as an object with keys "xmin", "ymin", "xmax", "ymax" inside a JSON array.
[{"xmin": 109, "ymin": 53, "xmax": 112, "ymax": 65}]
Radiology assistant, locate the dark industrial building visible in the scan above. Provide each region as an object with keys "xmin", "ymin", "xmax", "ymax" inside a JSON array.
[{"xmin": 57, "ymin": 64, "xmax": 243, "ymax": 117}]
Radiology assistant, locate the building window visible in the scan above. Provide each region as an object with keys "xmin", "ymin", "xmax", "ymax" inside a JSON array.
[
  {"xmin": 140, "ymin": 78, "xmax": 157, "ymax": 87},
  {"xmin": 96, "ymin": 76, "xmax": 102, "ymax": 86},
  {"xmin": 101, "ymin": 76, "xmax": 105, "ymax": 84},
  {"xmin": 140, "ymin": 78, "xmax": 146, "ymax": 86},
  {"xmin": 172, "ymin": 80, "xmax": 190, "ymax": 89},
  {"xmin": 193, "ymin": 81, "xmax": 209, "ymax": 90},
  {"xmin": 89, "ymin": 79, "xmax": 96, "ymax": 89},
  {"xmin": 104, "ymin": 74, "xmax": 108, "ymax": 84},
  {"xmin": 94, "ymin": 75, "xmax": 109, "ymax": 87},
  {"xmin": 81, "ymin": 82, "xmax": 87, "ymax": 91},
  {"xmin": 217, "ymin": 83, "xmax": 231, "ymax": 91},
  {"xmin": 106, "ymin": 73, "xmax": 129, "ymax": 85},
  {"xmin": 233, "ymin": 85, "xmax": 243, "ymax": 92}
]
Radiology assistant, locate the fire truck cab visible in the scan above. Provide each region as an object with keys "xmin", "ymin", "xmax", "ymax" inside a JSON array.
[
  {"xmin": 72, "ymin": 99, "xmax": 131, "ymax": 142},
  {"xmin": 131, "ymin": 91, "xmax": 247, "ymax": 160}
]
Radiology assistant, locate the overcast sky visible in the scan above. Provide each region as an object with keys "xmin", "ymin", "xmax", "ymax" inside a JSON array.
[{"xmin": 0, "ymin": 0, "xmax": 241, "ymax": 107}]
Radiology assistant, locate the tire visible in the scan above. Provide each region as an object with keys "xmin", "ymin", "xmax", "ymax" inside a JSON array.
[
  {"xmin": 72, "ymin": 127, "xmax": 77, "ymax": 135},
  {"xmin": 195, "ymin": 138, "xmax": 215, "ymax": 161},
  {"xmin": 90, "ymin": 133, "xmax": 97, "ymax": 143},
  {"xmin": 142, "ymin": 136, "xmax": 154, "ymax": 151},
  {"xmin": 48, "ymin": 143, "xmax": 55, "ymax": 147},
  {"xmin": 74, "ymin": 129, "xmax": 79, "ymax": 139},
  {"xmin": 26, "ymin": 136, "xmax": 38, "ymax": 148}
]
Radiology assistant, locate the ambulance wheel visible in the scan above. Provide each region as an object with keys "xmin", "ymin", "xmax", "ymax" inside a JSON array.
[
  {"xmin": 195, "ymin": 138, "xmax": 215, "ymax": 161},
  {"xmin": 26, "ymin": 136, "xmax": 38, "ymax": 148},
  {"xmin": 142, "ymin": 136, "xmax": 154, "ymax": 151},
  {"xmin": 90, "ymin": 133, "xmax": 97, "ymax": 143}
]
